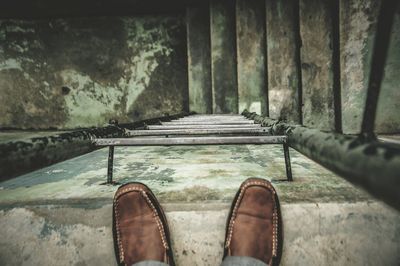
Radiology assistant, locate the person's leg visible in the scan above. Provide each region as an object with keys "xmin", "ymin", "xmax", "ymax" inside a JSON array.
[
  {"xmin": 221, "ymin": 256, "xmax": 268, "ymax": 266},
  {"xmin": 132, "ymin": 261, "xmax": 169, "ymax": 266},
  {"xmin": 221, "ymin": 178, "xmax": 283, "ymax": 266},
  {"xmin": 113, "ymin": 182, "xmax": 175, "ymax": 266}
]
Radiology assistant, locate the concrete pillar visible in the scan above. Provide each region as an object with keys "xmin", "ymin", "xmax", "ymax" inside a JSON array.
[
  {"xmin": 266, "ymin": 0, "xmax": 301, "ymax": 123},
  {"xmin": 341, "ymin": 0, "xmax": 400, "ymax": 134},
  {"xmin": 210, "ymin": 0, "xmax": 238, "ymax": 114},
  {"xmin": 187, "ymin": 4, "xmax": 213, "ymax": 114},
  {"xmin": 340, "ymin": 0, "xmax": 380, "ymax": 134},
  {"xmin": 376, "ymin": 4, "xmax": 400, "ymax": 133},
  {"xmin": 236, "ymin": 0, "xmax": 268, "ymax": 115},
  {"xmin": 300, "ymin": 0, "xmax": 335, "ymax": 131}
]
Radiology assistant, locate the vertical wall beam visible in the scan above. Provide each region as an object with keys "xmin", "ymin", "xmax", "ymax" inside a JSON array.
[
  {"xmin": 266, "ymin": 0, "xmax": 302, "ymax": 123},
  {"xmin": 361, "ymin": 0, "xmax": 398, "ymax": 135},
  {"xmin": 341, "ymin": 0, "xmax": 400, "ymax": 134},
  {"xmin": 330, "ymin": 0, "xmax": 342, "ymax": 133},
  {"xmin": 236, "ymin": 0, "xmax": 268, "ymax": 115},
  {"xmin": 375, "ymin": 2, "xmax": 400, "ymax": 133},
  {"xmin": 339, "ymin": 0, "xmax": 381, "ymax": 134},
  {"xmin": 210, "ymin": 0, "xmax": 238, "ymax": 114},
  {"xmin": 294, "ymin": 0, "xmax": 303, "ymax": 125},
  {"xmin": 187, "ymin": 4, "xmax": 213, "ymax": 114},
  {"xmin": 299, "ymin": 0, "xmax": 336, "ymax": 131}
]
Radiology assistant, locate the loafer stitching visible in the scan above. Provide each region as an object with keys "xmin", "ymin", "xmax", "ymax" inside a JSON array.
[
  {"xmin": 225, "ymin": 180, "xmax": 278, "ymax": 260},
  {"xmin": 114, "ymin": 186, "xmax": 169, "ymax": 265}
]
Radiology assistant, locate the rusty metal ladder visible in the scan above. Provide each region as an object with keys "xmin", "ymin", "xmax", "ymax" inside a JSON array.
[{"xmin": 93, "ymin": 114, "xmax": 292, "ymax": 184}]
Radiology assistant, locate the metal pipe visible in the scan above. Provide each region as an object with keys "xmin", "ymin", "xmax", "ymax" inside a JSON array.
[
  {"xmin": 181, "ymin": 115, "xmax": 242, "ymax": 117},
  {"xmin": 186, "ymin": 114, "xmax": 242, "ymax": 117},
  {"xmin": 162, "ymin": 121, "xmax": 255, "ymax": 125},
  {"xmin": 180, "ymin": 115, "xmax": 246, "ymax": 120},
  {"xmin": 175, "ymin": 119, "xmax": 251, "ymax": 123},
  {"xmin": 117, "ymin": 111, "xmax": 195, "ymax": 130},
  {"xmin": 176, "ymin": 117, "xmax": 249, "ymax": 121},
  {"xmin": 242, "ymin": 110, "xmax": 400, "ymax": 211},
  {"xmin": 147, "ymin": 124, "xmax": 262, "ymax": 130},
  {"xmin": 379, "ymin": 136, "xmax": 400, "ymax": 146},
  {"xmin": 126, "ymin": 128, "xmax": 271, "ymax": 136},
  {"xmin": 93, "ymin": 135, "xmax": 286, "ymax": 146},
  {"xmin": 107, "ymin": 146, "xmax": 114, "ymax": 184},
  {"xmin": 283, "ymin": 143, "xmax": 293, "ymax": 181}
]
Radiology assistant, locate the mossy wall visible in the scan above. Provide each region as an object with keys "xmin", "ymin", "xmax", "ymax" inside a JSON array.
[
  {"xmin": 0, "ymin": 1, "xmax": 399, "ymax": 134},
  {"xmin": 266, "ymin": 0, "xmax": 301, "ymax": 124},
  {"xmin": 340, "ymin": 0, "xmax": 400, "ymax": 134},
  {"xmin": 0, "ymin": 16, "xmax": 187, "ymax": 129}
]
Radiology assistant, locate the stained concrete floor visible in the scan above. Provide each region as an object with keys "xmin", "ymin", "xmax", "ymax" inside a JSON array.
[{"xmin": 0, "ymin": 144, "xmax": 400, "ymax": 265}]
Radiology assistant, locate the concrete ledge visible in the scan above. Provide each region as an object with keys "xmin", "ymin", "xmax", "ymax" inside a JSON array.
[
  {"xmin": 1, "ymin": 201, "xmax": 399, "ymax": 266},
  {"xmin": 1, "ymin": 143, "xmax": 399, "ymax": 265}
]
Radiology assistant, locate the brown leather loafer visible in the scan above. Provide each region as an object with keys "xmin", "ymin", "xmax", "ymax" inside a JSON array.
[
  {"xmin": 223, "ymin": 178, "xmax": 283, "ymax": 266},
  {"xmin": 113, "ymin": 182, "xmax": 175, "ymax": 266}
]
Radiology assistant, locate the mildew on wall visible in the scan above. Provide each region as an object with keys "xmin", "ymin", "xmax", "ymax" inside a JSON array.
[
  {"xmin": 340, "ymin": 0, "xmax": 400, "ymax": 134},
  {"xmin": 187, "ymin": 4, "xmax": 213, "ymax": 114},
  {"xmin": 340, "ymin": 0, "xmax": 380, "ymax": 134},
  {"xmin": 375, "ymin": 7, "xmax": 400, "ymax": 133},
  {"xmin": 300, "ymin": 0, "xmax": 335, "ymax": 131},
  {"xmin": 0, "ymin": 16, "xmax": 187, "ymax": 129},
  {"xmin": 236, "ymin": 0, "xmax": 268, "ymax": 115},
  {"xmin": 210, "ymin": 0, "xmax": 238, "ymax": 114},
  {"xmin": 266, "ymin": 0, "xmax": 301, "ymax": 123}
]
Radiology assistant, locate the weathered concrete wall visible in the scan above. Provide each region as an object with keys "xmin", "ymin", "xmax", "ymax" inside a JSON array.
[
  {"xmin": 236, "ymin": 0, "xmax": 268, "ymax": 115},
  {"xmin": 210, "ymin": 0, "xmax": 238, "ymax": 114},
  {"xmin": 376, "ymin": 6, "xmax": 400, "ymax": 133},
  {"xmin": 300, "ymin": 0, "xmax": 335, "ymax": 131},
  {"xmin": 340, "ymin": 0, "xmax": 380, "ymax": 134},
  {"xmin": 186, "ymin": 5, "xmax": 213, "ymax": 114},
  {"xmin": 0, "ymin": 16, "xmax": 187, "ymax": 129},
  {"xmin": 266, "ymin": 0, "xmax": 301, "ymax": 123},
  {"xmin": 1, "ymin": 2, "xmax": 398, "ymax": 132}
]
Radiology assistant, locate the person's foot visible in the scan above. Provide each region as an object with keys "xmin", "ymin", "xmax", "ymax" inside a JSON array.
[
  {"xmin": 113, "ymin": 182, "xmax": 175, "ymax": 266},
  {"xmin": 223, "ymin": 178, "xmax": 283, "ymax": 265}
]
